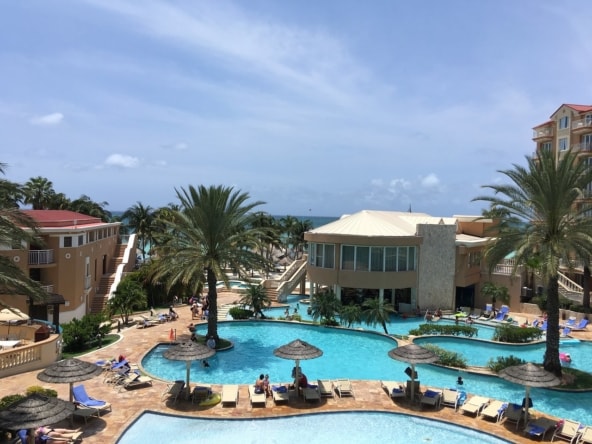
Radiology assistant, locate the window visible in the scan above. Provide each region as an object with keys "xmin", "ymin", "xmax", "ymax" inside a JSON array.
[
  {"xmin": 370, "ymin": 247, "xmax": 384, "ymax": 271},
  {"xmin": 385, "ymin": 247, "xmax": 397, "ymax": 271},
  {"xmin": 356, "ymin": 247, "xmax": 369, "ymax": 271},
  {"xmin": 341, "ymin": 246, "xmax": 355, "ymax": 270},
  {"xmin": 541, "ymin": 142, "xmax": 552, "ymax": 153},
  {"xmin": 559, "ymin": 116, "xmax": 569, "ymax": 129},
  {"xmin": 308, "ymin": 243, "xmax": 316, "ymax": 265},
  {"xmin": 310, "ymin": 243, "xmax": 335, "ymax": 268},
  {"xmin": 559, "ymin": 138, "xmax": 568, "ymax": 151},
  {"xmin": 78, "ymin": 235, "xmax": 84, "ymax": 246},
  {"xmin": 324, "ymin": 244, "xmax": 335, "ymax": 268},
  {"xmin": 586, "ymin": 114, "xmax": 592, "ymax": 125},
  {"xmin": 397, "ymin": 247, "xmax": 408, "ymax": 271},
  {"xmin": 583, "ymin": 134, "xmax": 592, "ymax": 151},
  {"xmin": 468, "ymin": 251, "xmax": 481, "ymax": 267}
]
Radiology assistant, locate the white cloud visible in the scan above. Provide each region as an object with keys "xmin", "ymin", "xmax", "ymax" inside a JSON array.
[
  {"xmin": 30, "ymin": 112, "xmax": 64, "ymax": 126},
  {"xmin": 104, "ymin": 154, "xmax": 140, "ymax": 168},
  {"xmin": 420, "ymin": 173, "xmax": 440, "ymax": 188}
]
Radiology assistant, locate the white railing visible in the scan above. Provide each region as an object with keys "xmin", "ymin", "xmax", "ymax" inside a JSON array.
[
  {"xmin": 29, "ymin": 249, "xmax": 54, "ymax": 265},
  {"xmin": 107, "ymin": 234, "xmax": 137, "ymax": 298},
  {"xmin": 493, "ymin": 258, "xmax": 520, "ymax": 276},
  {"xmin": 276, "ymin": 259, "xmax": 308, "ymax": 301},
  {"xmin": 532, "ymin": 127, "xmax": 553, "ymax": 139},
  {"xmin": 40, "ymin": 284, "xmax": 54, "ymax": 293},
  {"xmin": 558, "ymin": 271, "xmax": 583, "ymax": 294},
  {"xmin": 572, "ymin": 118, "xmax": 592, "ymax": 131}
]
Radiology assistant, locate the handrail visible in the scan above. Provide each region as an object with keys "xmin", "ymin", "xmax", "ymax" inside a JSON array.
[
  {"xmin": 107, "ymin": 234, "xmax": 137, "ymax": 298},
  {"xmin": 558, "ymin": 271, "xmax": 583, "ymax": 294},
  {"xmin": 276, "ymin": 259, "xmax": 307, "ymax": 301}
]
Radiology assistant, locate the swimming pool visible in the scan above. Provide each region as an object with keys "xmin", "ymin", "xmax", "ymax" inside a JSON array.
[
  {"xmin": 414, "ymin": 337, "xmax": 592, "ymax": 371},
  {"xmin": 216, "ymin": 280, "xmax": 250, "ymax": 289},
  {"xmin": 141, "ymin": 321, "xmax": 592, "ymax": 424},
  {"xmin": 116, "ymin": 411, "xmax": 513, "ymax": 444}
]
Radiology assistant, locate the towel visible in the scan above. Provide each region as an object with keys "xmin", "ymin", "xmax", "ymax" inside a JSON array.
[
  {"xmin": 82, "ymin": 398, "xmax": 106, "ymax": 407},
  {"xmin": 498, "ymin": 403, "xmax": 508, "ymax": 414},
  {"xmin": 272, "ymin": 385, "xmax": 287, "ymax": 393},
  {"xmin": 424, "ymin": 390, "xmax": 439, "ymax": 398},
  {"xmin": 392, "ymin": 388, "xmax": 403, "ymax": 395},
  {"xmin": 307, "ymin": 384, "xmax": 318, "ymax": 389},
  {"xmin": 526, "ymin": 425, "xmax": 545, "ymax": 436}
]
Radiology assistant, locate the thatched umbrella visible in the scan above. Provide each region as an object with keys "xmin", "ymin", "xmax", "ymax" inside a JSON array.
[
  {"xmin": 37, "ymin": 358, "xmax": 103, "ymax": 402},
  {"xmin": 0, "ymin": 394, "xmax": 75, "ymax": 444},
  {"xmin": 163, "ymin": 341, "xmax": 215, "ymax": 399},
  {"xmin": 499, "ymin": 362, "xmax": 561, "ymax": 420},
  {"xmin": 388, "ymin": 344, "xmax": 438, "ymax": 402},
  {"xmin": 0, "ymin": 307, "xmax": 29, "ymax": 337},
  {"xmin": 273, "ymin": 339, "xmax": 323, "ymax": 386}
]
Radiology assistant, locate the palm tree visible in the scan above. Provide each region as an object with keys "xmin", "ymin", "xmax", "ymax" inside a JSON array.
[
  {"xmin": 280, "ymin": 216, "xmax": 298, "ymax": 257},
  {"xmin": 108, "ymin": 277, "xmax": 147, "ymax": 324},
  {"xmin": 339, "ymin": 303, "xmax": 362, "ymax": 328},
  {"xmin": 291, "ymin": 219, "xmax": 313, "ymax": 259},
  {"xmin": 240, "ymin": 284, "xmax": 272, "ymax": 318},
  {"xmin": 22, "ymin": 176, "xmax": 55, "ymax": 209},
  {"xmin": 69, "ymin": 195, "xmax": 112, "ymax": 221},
  {"xmin": 474, "ymin": 148, "xmax": 592, "ymax": 376},
  {"xmin": 123, "ymin": 202, "xmax": 155, "ymax": 261},
  {"xmin": 309, "ymin": 290, "xmax": 341, "ymax": 325},
  {"xmin": 362, "ymin": 298, "xmax": 394, "ymax": 334},
  {"xmin": 0, "ymin": 164, "xmax": 48, "ymax": 307},
  {"xmin": 151, "ymin": 184, "xmax": 268, "ymax": 341}
]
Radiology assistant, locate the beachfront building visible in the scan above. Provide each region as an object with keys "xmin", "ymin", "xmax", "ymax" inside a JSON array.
[
  {"xmin": 532, "ymin": 103, "xmax": 592, "ymax": 294},
  {"xmin": 304, "ymin": 210, "xmax": 520, "ymax": 313},
  {"xmin": 0, "ymin": 210, "xmax": 136, "ymax": 324}
]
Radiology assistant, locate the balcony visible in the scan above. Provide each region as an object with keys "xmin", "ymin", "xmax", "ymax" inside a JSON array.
[
  {"xmin": 28, "ymin": 249, "xmax": 55, "ymax": 265},
  {"xmin": 532, "ymin": 127, "xmax": 553, "ymax": 141},
  {"xmin": 572, "ymin": 141, "xmax": 592, "ymax": 154},
  {"xmin": 571, "ymin": 118, "xmax": 592, "ymax": 133},
  {"xmin": 40, "ymin": 283, "xmax": 54, "ymax": 293}
]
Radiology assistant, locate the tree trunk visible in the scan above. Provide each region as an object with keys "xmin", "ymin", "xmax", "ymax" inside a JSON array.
[
  {"xmin": 543, "ymin": 275, "xmax": 562, "ymax": 377},
  {"xmin": 381, "ymin": 321, "xmax": 389, "ymax": 335},
  {"xmin": 583, "ymin": 265, "xmax": 591, "ymax": 309},
  {"xmin": 206, "ymin": 268, "xmax": 219, "ymax": 341}
]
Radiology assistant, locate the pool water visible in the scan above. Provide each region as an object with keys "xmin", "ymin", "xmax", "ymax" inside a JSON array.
[
  {"xmin": 141, "ymin": 321, "xmax": 592, "ymax": 425},
  {"xmin": 117, "ymin": 411, "xmax": 513, "ymax": 444},
  {"xmin": 216, "ymin": 280, "xmax": 250, "ymax": 289},
  {"xmin": 414, "ymin": 337, "xmax": 592, "ymax": 371}
]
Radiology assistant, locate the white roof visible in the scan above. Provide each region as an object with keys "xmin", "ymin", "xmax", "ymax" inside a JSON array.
[
  {"xmin": 455, "ymin": 233, "xmax": 490, "ymax": 247},
  {"xmin": 308, "ymin": 210, "xmax": 457, "ymax": 237}
]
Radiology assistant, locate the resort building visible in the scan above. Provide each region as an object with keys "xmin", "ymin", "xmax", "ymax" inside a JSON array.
[
  {"xmin": 304, "ymin": 210, "xmax": 521, "ymax": 313},
  {"xmin": 0, "ymin": 210, "xmax": 136, "ymax": 325},
  {"xmin": 532, "ymin": 103, "xmax": 592, "ymax": 295}
]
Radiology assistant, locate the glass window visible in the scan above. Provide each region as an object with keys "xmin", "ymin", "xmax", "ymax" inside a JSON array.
[
  {"xmin": 308, "ymin": 243, "xmax": 316, "ymax": 265},
  {"xmin": 78, "ymin": 235, "xmax": 84, "ymax": 246},
  {"xmin": 315, "ymin": 244, "xmax": 324, "ymax": 267},
  {"xmin": 89, "ymin": 231, "xmax": 95, "ymax": 242},
  {"xmin": 559, "ymin": 138, "xmax": 568, "ymax": 151},
  {"xmin": 370, "ymin": 247, "xmax": 384, "ymax": 271},
  {"xmin": 324, "ymin": 244, "xmax": 335, "ymax": 269},
  {"xmin": 397, "ymin": 247, "xmax": 408, "ymax": 271},
  {"xmin": 342, "ymin": 246, "xmax": 355, "ymax": 270},
  {"xmin": 559, "ymin": 116, "xmax": 569, "ymax": 129},
  {"xmin": 408, "ymin": 247, "xmax": 415, "ymax": 270},
  {"xmin": 356, "ymin": 247, "xmax": 369, "ymax": 271},
  {"xmin": 64, "ymin": 236, "xmax": 72, "ymax": 248},
  {"xmin": 385, "ymin": 247, "xmax": 397, "ymax": 271},
  {"xmin": 541, "ymin": 142, "xmax": 552, "ymax": 153}
]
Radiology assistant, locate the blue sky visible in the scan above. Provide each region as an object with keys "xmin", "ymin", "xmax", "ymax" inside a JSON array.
[{"xmin": 1, "ymin": 1, "xmax": 591, "ymax": 217}]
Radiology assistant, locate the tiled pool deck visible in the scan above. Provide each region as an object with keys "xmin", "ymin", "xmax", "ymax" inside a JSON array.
[{"xmin": 2, "ymin": 295, "xmax": 590, "ymax": 443}]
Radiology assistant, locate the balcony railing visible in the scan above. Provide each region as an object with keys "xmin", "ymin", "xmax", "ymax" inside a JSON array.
[
  {"xmin": 28, "ymin": 249, "xmax": 54, "ymax": 265},
  {"xmin": 571, "ymin": 118, "xmax": 592, "ymax": 131},
  {"xmin": 532, "ymin": 127, "xmax": 553, "ymax": 139},
  {"xmin": 40, "ymin": 284, "xmax": 54, "ymax": 293},
  {"xmin": 571, "ymin": 142, "xmax": 592, "ymax": 153}
]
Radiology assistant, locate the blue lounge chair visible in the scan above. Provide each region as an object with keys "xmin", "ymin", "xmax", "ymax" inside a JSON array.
[
  {"xmin": 572, "ymin": 319, "xmax": 589, "ymax": 331},
  {"xmin": 73, "ymin": 384, "xmax": 112, "ymax": 415},
  {"xmin": 561, "ymin": 317, "xmax": 577, "ymax": 328}
]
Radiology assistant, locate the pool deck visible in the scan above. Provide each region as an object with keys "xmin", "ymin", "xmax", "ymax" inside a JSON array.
[{"xmin": 2, "ymin": 295, "xmax": 590, "ymax": 443}]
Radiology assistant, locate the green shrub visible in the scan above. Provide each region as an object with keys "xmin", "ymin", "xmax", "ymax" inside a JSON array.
[
  {"xmin": 422, "ymin": 344, "xmax": 467, "ymax": 368},
  {"xmin": 492, "ymin": 324, "xmax": 543, "ymax": 343},
  {"xmin": 0, "ymin": 394, "xmax": 25, "ymax": 411},
  {"xmin": 61, "ymin": 313, "xmax": 110, "ymax": 352},
  {"xmin": 228, "ymin": 307, "xmax": 253, "ymax": 319},
  {"xmin": 25, "ymin": 386, "xmax": 57, "ymax": 398},
  {"xmin": 487, "ymin": 355, "xmax": 527, "ymax": 373},
  {"xmin": 408, "ymin": 323, "xmax": 478, "ymax": 338}
]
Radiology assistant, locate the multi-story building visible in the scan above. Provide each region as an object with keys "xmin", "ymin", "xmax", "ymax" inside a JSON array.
[
  {"xmin": 304, "ymin": 210, "xmax": 520, "ymax": 313},
  {"xmin": 0, "ymin": 210, "xmax": 136, "ymax": 324}
]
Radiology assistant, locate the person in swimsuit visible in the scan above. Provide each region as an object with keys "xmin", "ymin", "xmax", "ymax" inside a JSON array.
[{"xmin": 35, "ymin": 426, "xmax": 80, "ymax": 441}]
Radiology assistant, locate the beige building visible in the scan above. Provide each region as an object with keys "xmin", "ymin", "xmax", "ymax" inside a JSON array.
[
  {"xmin": 0, "ymin": 210, "xmax": 135, "ymax": 325},
  {"xmin": 304, "ymin": 210, "xmax": 509, "ymax": 313}
]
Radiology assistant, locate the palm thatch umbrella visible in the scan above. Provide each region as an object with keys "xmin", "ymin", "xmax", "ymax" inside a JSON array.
[
  {"xmin": 499, "ymin": 362, "xmax": 561, "ymax": 420},
  {"xmin": 273, "ymin": 339, "xmax": 323, "ymax": 385},
  {"xmin": 0, "ymin": 394, "xmax": 75, "ymax": 444},
  {"xmin": 163, "ymin": 341, "xmax": 215, "ymax": 399},
  {"xmin": 37, "ymin": 358, "xmax": 104, "ymax": 402},
  {"xmin": 0, "ymin": 307, "xmax": 29, "ymax": 336},
  {"xmin": 388, "ymin": 344, "xmax": 438, "ymax": 402}
]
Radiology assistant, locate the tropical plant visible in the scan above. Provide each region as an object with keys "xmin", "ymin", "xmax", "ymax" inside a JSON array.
[
  {"xmin": 309, "ymin": 290, "xmax": 341, "ymax": 325},
  {"xmin": 361, "ymin": 297, "xmax": 394, "ymax": 334},
  {"xmin": 61, "ymin": 313, "xmax": 111, "ymax": 352},
  {"xmin": 339, "ymin": 303, "xmax": 362, "ymax": 328},
  {"xmin": 108, "ymin": 277, "xmax": 148, "ymax": 324},
  {"xmin": 486, "ymin": 355, "xmax": 527, "ymax": 373},
  {"xmin": 123, "ymin": 202, "xmax": 155, "ymax": 261},
  {"xmin": 481, "ymin": 282, "xmax": 509, "ymax": 307},
  {"xmin": 240, "ymin": 284, "xmax": 272, "ymax": 318},
  {"xmin": 290, "ymin": 219, "xmax": 313, "ymax": 259},
  {"xmin": 22, "ymin": 176, "xmax": 55, "ymax": 209},
  {"xmin": 150, "ymin": 184, "xmax": 269, "ymax": 342},
  {"xmin": 474, "ymin": 148, "xmax": 592, "ymax": 376},
  {"xmin": 69, "ymin": 194, "xmax": 112, "ymax": 221},
  {"xmin": 422, "ymin": 344, "xmax": 467, "ymax": 368}
]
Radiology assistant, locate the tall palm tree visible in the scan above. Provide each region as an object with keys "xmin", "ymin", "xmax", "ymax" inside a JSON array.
[
  {"xmin": 123, "ymin": 202, "xmax": 155, "ymax": 261},
  {"xmin": 309, "ymin": 290, "xmax": 341, "ymax": 325},
  {"xmin": 240, "ymin": 284, "xmax": 272, "ymax": 319},
  {"xmin": 474, "ymin": 148, "xmax": 592, "ymax": 376},
  {"xmin": 69, "ymin": 194, "xmax": 112, "ymax": 221},
  {"xmin": 22, "ymin": 176, "xmax": 55, "ymax": 209},
  {"xmin": 291, "ymin": 219, "xmax": 313, "ymax": 259},
  {"xmin": 0, "ymin": 164, "xmax": 48, "ymax": 307},
  {"xmin": 362, "ymin": 298, "xmax": 394, "ymax": 334},
  {"xmin": 151, "ymin": 185, "xmax": 269, "ymax": 341}
]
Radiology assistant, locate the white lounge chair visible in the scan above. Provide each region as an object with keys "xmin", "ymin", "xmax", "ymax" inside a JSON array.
[
  {"xmin": 333, "ymin": 379, "xmax": 355, "ymax": 398},
  {"xmin": 380, "ymin": 381, "xmax": 405, "ymax": 400},
  {"xmin": 552, "ymin": 419, "xmax": 582, "ymax": 443},
  {"xmin": 577, "ymin": 425, "xmax": 592, "ymax": 444},
  {"xmin": 162, "ymin": 380, "xmax": 185, "ymax": 403},
  {"xmin": 318, "ymin": 379, "xmax": 335, "ymax": 398},
  {"xmin": 221, "ymin": 384, "xmax": 239, "ymax": 406},
  {"xmin": 116, "ymin": 372, "xmax": 153, "ymax": 392},
  {"xmin": 460, "ymin": 395, "xmax": 489, "ymax": 417},
  {"xmin": 248, "ymin": 385, "xmax": 267, "ymax": 407},
  {"xmin": 271, "ymin": 385, "xmax": 289, "ymax": 404},
  {"xmin": 420, "ymin": 388, "xmax": 442, "ymax": 409},
  {"xmin": 480, "ymin": 400, "xmax": 507, "ymax": 423},
  {"xmin": 441, "ymin": 388, "xmax": 462, "ymax": 411}
]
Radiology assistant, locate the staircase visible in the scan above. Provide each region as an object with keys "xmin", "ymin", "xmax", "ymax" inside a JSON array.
[
  {"xmin": 558, "ymin": 271, "xmax": 584, "ymax": 303},
  {"xmin": 90, "ymin": 244, "xmax": 127, "ymax": 314},
  {"xmin": 263, "ymin": 258, "xmax": 307, "ymax": 302}
]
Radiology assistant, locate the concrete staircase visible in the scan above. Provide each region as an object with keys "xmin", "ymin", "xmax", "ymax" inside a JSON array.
[{"xmin": 90, "ymin": 244, "xmax": 127, "ymax": 314}]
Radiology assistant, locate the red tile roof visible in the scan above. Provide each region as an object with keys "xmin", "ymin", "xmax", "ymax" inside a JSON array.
[
  {"xmin": 564, "ymin": 104, "xmax": 592, "ymax": 113},
  {"xmin": 533, "ymin": 120, "xmax": 554, "ymax": 129},
  {"xmin": 21, "ymin": 210, "xmax": 102, "ymax": 228}
]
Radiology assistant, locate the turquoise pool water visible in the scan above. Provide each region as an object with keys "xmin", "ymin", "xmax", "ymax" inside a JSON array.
[
  {"xmin": 116, "ymin": 411, "xmax": 512, "ymax": 444},
  {"xmin": 141, "ymin": 320, "xmax": 592, "ymax": 425},
  {"xmin": 216, "ymin": 280, "xmax": 249, "ymax": 289},
  {"xmin": 414, "ymin": 337, "xmax": 592, "ymax": 371}
]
